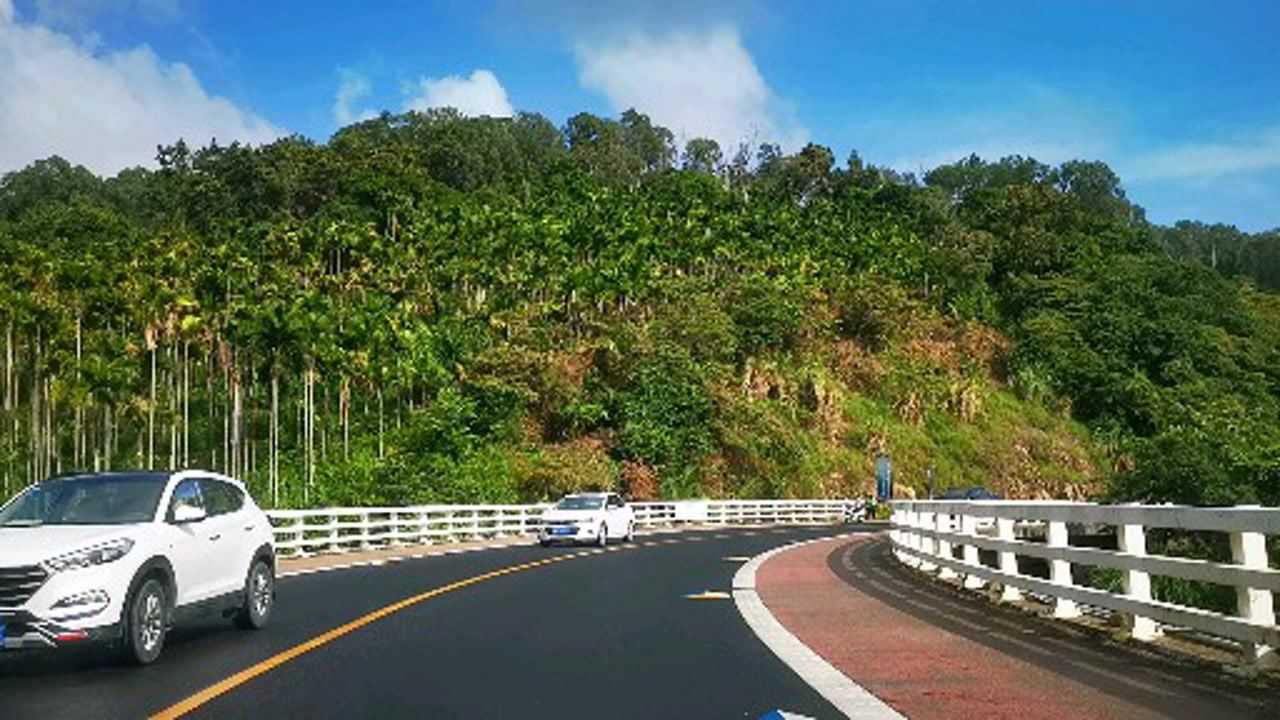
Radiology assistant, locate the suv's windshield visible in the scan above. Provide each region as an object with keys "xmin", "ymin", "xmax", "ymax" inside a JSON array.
[
  {"xmin": 0, "ymin": 474, "xmax": 169, "ymax": 526},
  {"xmin": 556, "ymin": 496, "xmax": 604, "ymax": 510}
]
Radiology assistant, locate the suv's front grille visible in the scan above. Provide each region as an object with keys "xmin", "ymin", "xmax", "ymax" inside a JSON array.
[{"xmin": 0, "ymin": 565, "xmax": 49, "ymax": 607}]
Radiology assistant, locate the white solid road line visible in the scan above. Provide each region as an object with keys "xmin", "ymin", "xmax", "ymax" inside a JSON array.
[{"xmin": 733, "ymin": 534, "xmax": 905, "ymax": 720}]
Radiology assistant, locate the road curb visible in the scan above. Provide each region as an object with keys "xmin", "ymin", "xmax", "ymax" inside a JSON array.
[{"xmin": 733, "ymin": 534, "xmax": 905, "ymax": 720}]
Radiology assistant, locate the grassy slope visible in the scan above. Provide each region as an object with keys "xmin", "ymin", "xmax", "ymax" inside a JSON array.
[{"xmin": 643, "ymin": 283, "xmax": 1108, "ymax": 501}]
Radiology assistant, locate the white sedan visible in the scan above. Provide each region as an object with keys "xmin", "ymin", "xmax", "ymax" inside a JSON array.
[{"xmin": 538, "ymin": 492, "xmax": 635, "ymax": 547}]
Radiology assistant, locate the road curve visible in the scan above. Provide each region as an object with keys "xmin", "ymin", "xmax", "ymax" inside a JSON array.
[{"xmin": 0, "ymin": 527, "xmax": 853, "ymax": 720}]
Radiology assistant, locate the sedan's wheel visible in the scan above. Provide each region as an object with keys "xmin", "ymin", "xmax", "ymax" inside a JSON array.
[
  {"xmin": 235, "ymin": 559, "xmax": 274, "ymax": 630},
  {"xmin": 625, "ymin": 521, "xmax": 635, "ymax": 543},
  {"xmin": 122, "ymin": 578, "xmax": 167, "ymax": 665},
  {"xmin": 597, "ymin": 524, "xmax": 608, "ymax": 547}
]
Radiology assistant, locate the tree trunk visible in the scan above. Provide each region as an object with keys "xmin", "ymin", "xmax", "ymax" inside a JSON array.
[
  {"xmin": 320, "ymin": 381, "xmax": 327, "ymax": 463},
  {"xmin": 31, "ymin": 329, "xmax": 41, "ymax": 482},
  {"xmin": 341, "ymin": 377, "xmax": 349, "ymax": 461},
  {"xmin": 103, "ymin": 404, "xmax": 112, "ymax": 471},
  {"xmin": 169, "ymin": 342, "xmax": 177, "ymax": 470},
  {"xmin": 182, "ymin": 341, "xmax": 190, "ymax": 467},
  {"xmin": 271, "ymin": 371, "xmax": 279, "ymax": 507},
  {"xmin": 246, "ymin": 371, "xmax": 254, "ymax": 480},
  {"xmin": 148, "ymin": 342, "xmax": 156, "ymax": 470},
  {"xmin": 4, "ymin": 320, "xmax": 12, "ymax": 493},
  {"xmin": 231, "ymin": 360, "xmax": 242, "ymax": 479},
  {"xmin": 75, "ymin": 316, "xmax": 82, "ymax": 469},
  {"xmin": 48, "ymin": 377, "xmax": 57, "ymax": 475},
  {"xmin": 208, "ymin": 345, "xmax": 216, "ymax": 470},
  {"xmin": 222, "ymin": 356, "xmax": 230, "ymax": 475},
  {"xmin": 305, "ymin": 362, "xmax": 315, "ymax": 504}
]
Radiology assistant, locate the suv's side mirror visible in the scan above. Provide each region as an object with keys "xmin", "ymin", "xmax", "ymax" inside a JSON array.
[{"xmin": 173, "ymin": 504, "xmax": 207, "ymax": 524}]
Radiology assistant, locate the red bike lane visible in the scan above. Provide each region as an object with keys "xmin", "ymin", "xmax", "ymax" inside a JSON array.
[{"xmin": 754, "ymin": 535, "xmax": 1276, "ymax": 720}]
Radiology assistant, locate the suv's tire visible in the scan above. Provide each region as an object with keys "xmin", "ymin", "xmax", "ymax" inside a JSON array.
[
  {"xmin": 234, "ymin": 558, "xmax": 274, "ymax": 630},
  {"xmin": 122, "ymin": 577, "xmax": 168, "ymax": 665}
]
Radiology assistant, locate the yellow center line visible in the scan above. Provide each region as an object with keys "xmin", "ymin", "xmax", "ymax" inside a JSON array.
[
  {"xmin": 150, "ymin": 554, "xmax": 575, "ymax": 720},
  {"xmin": 149, "ymin": 534, "xmax": 695, "ymax": 719}
]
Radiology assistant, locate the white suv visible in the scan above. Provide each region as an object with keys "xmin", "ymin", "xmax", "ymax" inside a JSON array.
[
  {"xmin": 0, "ymin": 470, "xmax": 276, "ymax": 665},
  {"xmin": 538, "ymin": 492, "xmax": 635, "ymax": 547}
]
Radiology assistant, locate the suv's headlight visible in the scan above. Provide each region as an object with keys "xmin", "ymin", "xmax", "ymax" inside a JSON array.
[{"xmin": 43, "ymin": 538, "xmax": 135, "ymax": 573}]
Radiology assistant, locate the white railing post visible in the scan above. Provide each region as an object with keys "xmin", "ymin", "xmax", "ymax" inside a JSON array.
[
  {"xmin": 440, "ymin": 509, "xmax": 454, "ymax": 543},
  {"xmin": 1118, "ymin": 520, "xmax": 1159, "ymax": 641},
  {"xmin": 936, "ymin": 512, "xmax": 958, "ymax": 580},
  {"xmin": 897, "ymin": 508, "xmax": 909, "ymax": 559},
  {"xmin": 1047, "ymin": 519, "xmax": 1080, "ymax": 619},
  {"xmin": 888, "ymin": 507, "xmax": 898, "ymax": 557},
  {"xmin": 1229, "ymin": 518, "xmax": 1277, "ymax": 667},
  {"xmin": 327, "ymin": 512, "xmax": 339, "ymax": 554},
  {"xmin": 995, "ymin": 517, "xmax": 1022, "ymax": 602},
  {"xmin": 412, "ymin": 511, "xmax": 425, "ymax": 545},
  {"xmin": 903, "ymin": 509, "xmax": 921, "ymax": 568},
  {"xmin": 292, "ymin": 516, "xmax": 306, "ymax": 557},
  {"xmin": 918, "ymin": 510, "xmax": 936, "ymax": 572},
  {"xmin": 960, "ymin": 512, "xmax": 985, "ymax": 589}
]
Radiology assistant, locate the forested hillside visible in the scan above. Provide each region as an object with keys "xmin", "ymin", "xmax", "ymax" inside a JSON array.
[{"xmin": 2, "ymin": 109, "xmax": 1278, "ymax": 508}]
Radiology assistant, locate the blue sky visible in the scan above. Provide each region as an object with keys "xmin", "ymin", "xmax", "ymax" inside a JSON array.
[{"xmin": 2, "ymin": 0, "xmax": 1278, "ymax": 230}]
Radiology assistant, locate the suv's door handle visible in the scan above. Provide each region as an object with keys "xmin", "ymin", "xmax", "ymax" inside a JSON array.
[
  {"xmin": 209, "ymin": 533, "xmax": 222, "ymax": 542},
  {"xmin": 244, "ymin": 524, "xmax": 256, "ymax": 532}
]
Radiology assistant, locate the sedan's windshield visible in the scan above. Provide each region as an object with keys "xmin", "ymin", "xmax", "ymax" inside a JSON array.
[
  {"xmin": 0, "ymin": 474, "xmax": 168, "ymax": 526},
  {"xmin": 556, "ymin": 496, "xmax": 604, "ymax": 510}
]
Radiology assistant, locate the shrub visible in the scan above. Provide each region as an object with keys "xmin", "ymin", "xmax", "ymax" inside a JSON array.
[
  {"xmin": 615, "ymin": 347, "xmax": 715, "ymax": 483},
  {"xmin": 650, "ymin": 290, "xmax": 737, "ymax": 364},
  {"xmin": 515, "ymin": 437, "xmax": 616, "ymax": 500},
  {"xmin": 620, "ymin": 460, "xmax": 659, "ymax": 500},
  {"xmin": 831, "ymin": 274, "xmax": 921, "ymax": 351},
  {"xmin": 726, "ymin": 274, "xmax": 806, "ymax": 358}
]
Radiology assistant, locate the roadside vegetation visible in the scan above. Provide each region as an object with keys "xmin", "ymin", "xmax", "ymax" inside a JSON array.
[{"xmin": 1, "ymin": 109, "xmax": 1277, "ymax": 509}]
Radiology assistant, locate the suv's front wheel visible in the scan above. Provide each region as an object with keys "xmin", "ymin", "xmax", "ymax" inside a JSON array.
[
  {"xmin": 122, "ymin": 577, "xmax": 168, "ymax": 665},
  {"xmin": 234, "ymin": 558, "xmax": 274, "ymax": 630}
]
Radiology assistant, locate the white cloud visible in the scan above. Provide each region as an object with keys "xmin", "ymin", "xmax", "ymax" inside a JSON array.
[
  {"xmin": 573, "ymin": 26, "xmax": 805, "ymax": 152},
  {"xmin": 0, "ymin": 5, "xmax": 282, "ymax": 177},
  {"xmin": 403, "ymin": 69, "xmax": 513, "ymax": 117},
  {"xmin": 333, "ymin": 68, "xmax": 377, "ymax": 127},
  {"xmin": 1124, "ymin": 127, "xmax": 1280, "ymax": 182}
]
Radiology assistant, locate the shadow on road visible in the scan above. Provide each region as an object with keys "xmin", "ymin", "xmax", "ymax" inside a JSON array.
[
  {"xmin": 0, "ymin": 616, "xmax": 241, "ymax": 679},
  {"xmin": 830, "ymin": 538, "xmax": 1279, "ymax": 720}
]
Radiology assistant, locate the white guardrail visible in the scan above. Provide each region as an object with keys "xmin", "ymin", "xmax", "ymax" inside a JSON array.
[
  {"xmin": 890, "ymin": 500, "xmax": 1279, "ymax": 668},
  {"xmin": 267, "ymin": 499, "xmax": 853, "ymax": 559}
]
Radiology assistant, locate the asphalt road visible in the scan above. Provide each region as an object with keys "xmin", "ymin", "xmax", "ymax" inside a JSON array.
[{"xmin": 0, "ymin": 526, "xmax": 854, "ymax": 720}]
